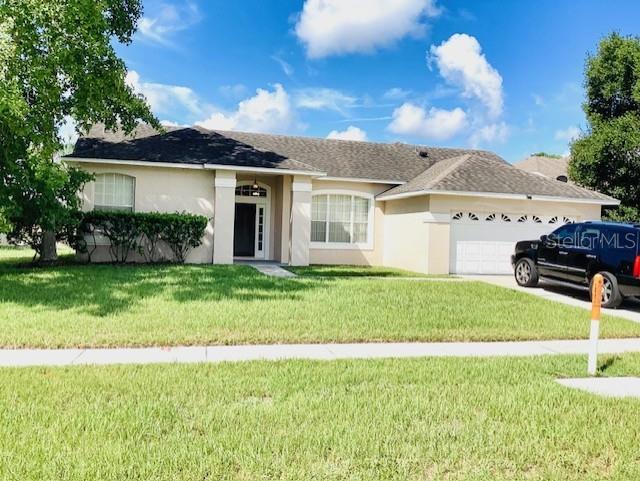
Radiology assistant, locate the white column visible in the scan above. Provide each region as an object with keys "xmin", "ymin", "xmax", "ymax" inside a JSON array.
[
  {"xmin": 290, "ymin": 176, "xmax": 312, "ymax": 266},
  {"xmin": 280, "ymin": 175, "xmax": 292, "ymax": 263},
  {"xmin": 213, "ymin": 170, "xmax": 236, "ymax": 264}
]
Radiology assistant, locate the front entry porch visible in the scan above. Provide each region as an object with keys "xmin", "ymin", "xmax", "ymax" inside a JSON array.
[{"xmin": 212, "ymin": 169, "xmax": 313, "ymax": 266}]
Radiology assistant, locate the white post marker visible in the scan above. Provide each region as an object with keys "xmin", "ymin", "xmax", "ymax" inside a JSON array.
[{"xmin": 588, "ymin": 273, "xmax": 604, "ymax": 376}]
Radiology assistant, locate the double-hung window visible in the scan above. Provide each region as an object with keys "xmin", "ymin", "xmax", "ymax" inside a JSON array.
[
  {"xmin": 94, "ymin": 173, "xmax": 135, "ymax": 212},
  {"xmin": 311, "ymin": 193, "xmax": 372, "ymax": 247}
]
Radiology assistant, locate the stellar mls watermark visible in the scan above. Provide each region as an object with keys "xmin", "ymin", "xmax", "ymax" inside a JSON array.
[{"xmin": 546, "ymin": 231, "xmax": 638, "ymax": 250}]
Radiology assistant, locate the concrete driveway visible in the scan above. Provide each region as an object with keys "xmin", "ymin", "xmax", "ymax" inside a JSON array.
[{"xmin": 464, "ymin": 275, "xmax": 640, "ymax": 324}]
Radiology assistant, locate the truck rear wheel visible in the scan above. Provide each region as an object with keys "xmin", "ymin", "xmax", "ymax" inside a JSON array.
[{"xmin": 590, "ymin": 272, "xmax": 623, "ymax": 309}]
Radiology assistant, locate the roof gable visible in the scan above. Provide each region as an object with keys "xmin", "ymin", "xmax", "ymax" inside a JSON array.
[{"xmin": 379, "ymin": 153, "xmax": 616, "ymax": 203}]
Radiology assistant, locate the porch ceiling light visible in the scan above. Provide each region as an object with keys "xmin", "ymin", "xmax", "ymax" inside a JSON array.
[{"xmin": 251, "ymin": 178, "xmax": 260, "ymax": 195}]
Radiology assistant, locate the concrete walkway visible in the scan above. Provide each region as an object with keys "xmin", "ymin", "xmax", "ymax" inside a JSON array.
[
  {"xmin": 465, "ymin": 275, "xmax": 640, "ymax": 324},
  {"xmin": 2, "ymin": 338, "xmax": 640, "ymax": 367},
  {"xmin": 557, "ymin": 377, "xmax": 640, "ymax": 398},
  {"xmin": 246, "ymin": 262, "xmax": 297, "ymax": 278}
]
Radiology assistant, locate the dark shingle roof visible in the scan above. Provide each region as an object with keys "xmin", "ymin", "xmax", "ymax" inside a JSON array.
[
  {"xmin": 216, "ymin": 130, "xmax": 504, "ymax": 182},
  {"xmin": 67, "ymin": 124, "xmax": 320, "ymax": 173},
  {"xmin": 379, "ymin": 153, "xmax": 616, "ymax": 202},
  {"xmin": 66, "ymin": 125, "xmax": 617, "ymax": 203}
]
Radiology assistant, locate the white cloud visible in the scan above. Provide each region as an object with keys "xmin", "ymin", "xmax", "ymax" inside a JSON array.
[
  {"xmin": 469, "ymin": 122, "xmax": 509, "ymax": 147},
  {"xmin": 295, "ymin": 0, "xmax": 441, "ymax": 58},
  {"xmin": 388, "ymin": 103, "xmax": 467, "ymax": 141},
  {"xmin": 138, "ymin": 1, "xmax": 201, "ymax": 48},
  {"xmin": 294, "ymin": 88, "xmax": 357, "ymax": 116},
  {"xmin": 271, "ymin": 55, "xmax": 294, "ymax": 77},
  {"xmin": 126, "ymin": 70, "xmax": 204, "ymax": 118},
  {"xmin": 383, "ymin": 87, "xmax": 411, "ymax": 100},
  {"xmin": 555, "ymin": 125, "xmax": 580, "ymax": 142},
  {"xmin": 196, "ymin": 84, "xmax": 293, "ymax": 133},
  {"xmin": 326, "ymin": 125, "xmax": 368, "ymax": 141},
  {"xmin": 160, "ymin": 120, "xmax": 187, "ymax": 128},
  {"xmin": 429, "ymin": 33, "xmax": 503, "ymax": 118}
]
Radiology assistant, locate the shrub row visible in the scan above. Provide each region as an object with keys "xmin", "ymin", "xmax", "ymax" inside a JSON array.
[{"xmin": 78, "ymin": 211, "xmax": 209, "ymax": 264}]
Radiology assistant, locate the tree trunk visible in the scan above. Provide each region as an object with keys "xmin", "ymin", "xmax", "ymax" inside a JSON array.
[{"xmin": 40, "ymin": 230, "xmax": 58, "ymax": 263}]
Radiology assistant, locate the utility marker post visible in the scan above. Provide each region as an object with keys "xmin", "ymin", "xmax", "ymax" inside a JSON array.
[{"xmin": 588, "ymin": 274, "xmax": 604, "ymax": 376}]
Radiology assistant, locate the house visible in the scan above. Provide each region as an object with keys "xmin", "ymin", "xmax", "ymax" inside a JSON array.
[
  {"xmin": 514, "ymin": 155, "xmax": 570, "ymax": 183},
  {"xmin": 63, "ymin": 125, "xmax": 618, "ymax": 275}
]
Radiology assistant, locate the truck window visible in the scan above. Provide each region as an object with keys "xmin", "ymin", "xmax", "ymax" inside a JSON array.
[{"xmin": 578, "ymin": 225, "xmax": 601, "ymax": 250}]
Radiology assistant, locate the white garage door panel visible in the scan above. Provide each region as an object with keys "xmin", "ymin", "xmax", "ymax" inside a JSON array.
[
  {"xmin": 450, "ymin": 218, "xmax": 554, "ymax": 275},
  {"xmin": 455, "ymin": 241, "xmax": 514, "ymax": 274}
]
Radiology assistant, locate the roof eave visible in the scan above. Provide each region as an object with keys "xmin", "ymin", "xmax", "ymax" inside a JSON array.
[
  {"xmin": 63, "ymin": 156, "xmax": 327, "ymax": 177},
  {"xmin": 376, "ymin": 189, "xmax": 620, "ymax": 206},
  {"xmin": 318, "ymin": 176, "xmax": 405, "ymax": 185}
]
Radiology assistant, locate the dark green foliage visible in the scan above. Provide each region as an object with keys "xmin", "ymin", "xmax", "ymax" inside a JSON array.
[
  {"xmin": 0, "ymin": 0, "xmax": 158, "ymax": 262},
  {"xmin": 570, "ymin": 33, "xmax": 640, "ymax": 222},
  {"xmin": 583, "ymin": 33, "xmax": 640, "ymax": 123},
  {"xmin": 5, "ymin": 165, "xmax": 93, "ymax": 259},
  {"xmin": 160, "ymin": 213, "xmax": 210, "ymax": 263},
  {"xmin": 79, "ymin": 212, "xmax": 208, "ymax": 264}
]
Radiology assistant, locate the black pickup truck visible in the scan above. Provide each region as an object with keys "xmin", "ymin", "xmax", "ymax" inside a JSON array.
[{"xmin": 512, "ymin": 221, "xmax": 640, "ymax": 308}]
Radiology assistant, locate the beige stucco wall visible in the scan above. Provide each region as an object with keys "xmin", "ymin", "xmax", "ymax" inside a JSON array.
[
  {"xmin": 382, "ymin": 195, "xmax": 431, "ymax": 273},
  {"xmin": 73, "ymin": 159, "xmax": 607, "ymax": 272},
  {"xmin": 78, "ymin": 163, "xmax": 215, "ymax": 263},
  {"xmin": 381, "ymin": 193, "xmax": 604, "ymax": 275},
  {"xmin": 308, "ymin": 179, "xmax": 390, "ymax": 266}
]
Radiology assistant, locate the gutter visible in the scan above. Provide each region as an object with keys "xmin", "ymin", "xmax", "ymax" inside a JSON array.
[
  {"xmin": 376, "ymin": 189, "xmax": 620, "ymax": 206},
  {"xmin": 63, "ymin": 157, "xmax": 327, "ymax": 177}
]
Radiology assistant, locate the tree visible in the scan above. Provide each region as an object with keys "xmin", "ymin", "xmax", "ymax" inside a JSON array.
[
  {"xmin": 0, "ymin": 0, "xmax": 158, "ymax": 262},
  {"xmin": 569, "ymin": 33, "xmax": 640, "ymax": 221}
]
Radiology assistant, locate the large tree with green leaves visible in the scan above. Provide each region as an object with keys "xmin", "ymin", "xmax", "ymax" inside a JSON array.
[
  {"xmin": 569, "ymin": 33, "xmax": 640, "ymax": 221},
  {"xmin": 0, "ymin": 0, "xmax": 158, "ymax": 261}
]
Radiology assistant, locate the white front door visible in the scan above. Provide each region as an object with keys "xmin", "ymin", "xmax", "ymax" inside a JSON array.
[{"xmin": 449, "ymin": 212, "xmax": 576, "ymax": 274}]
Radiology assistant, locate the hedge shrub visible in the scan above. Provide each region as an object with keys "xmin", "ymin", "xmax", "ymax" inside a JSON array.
[{"xmin": 79, "ymin": 211, "xmax": 209, "ymax": 264}]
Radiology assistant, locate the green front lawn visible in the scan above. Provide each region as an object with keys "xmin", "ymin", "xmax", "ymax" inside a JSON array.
[
  {"xmin": 2, "ymin": 355, "xmax": 640, "ymax": 480},
  {"xmin": 287, "ymin": 264, "xmax": 429, "ymax": 277},
  {"xmin": 1, "ymin": 247, "xmax": 639, "ymax": 348}
]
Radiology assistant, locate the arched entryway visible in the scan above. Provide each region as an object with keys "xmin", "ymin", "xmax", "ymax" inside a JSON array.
[{"xmin": 233, "ymin": 181, "xmax": 271, "ymax": 259}]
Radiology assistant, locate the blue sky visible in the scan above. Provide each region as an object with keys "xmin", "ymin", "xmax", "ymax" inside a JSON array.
[{"xmin": 116, "ymin": 0, "xmax": 640, "ymax": 163}]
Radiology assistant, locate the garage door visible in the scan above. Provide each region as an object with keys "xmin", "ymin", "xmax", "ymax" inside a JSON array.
[{"xmin": 449, "ymin": 212, "xmax": 576, "ymax": 274}]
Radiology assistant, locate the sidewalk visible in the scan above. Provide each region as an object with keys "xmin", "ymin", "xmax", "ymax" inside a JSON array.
[{"xmin": 2, "ymin": 338, "xmax": 640, "ymax": 367}]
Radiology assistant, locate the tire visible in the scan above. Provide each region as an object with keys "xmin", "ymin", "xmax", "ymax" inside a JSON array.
[
  {"xmin": 590, "ymin": 271, "xmax": 623, "ymax": 309},
  {"xmin": 514, "ymin": 257, "xmax": 539, "ymax": 287}
]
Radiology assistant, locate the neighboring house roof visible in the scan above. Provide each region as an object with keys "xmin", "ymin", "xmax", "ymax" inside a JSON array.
[
  {"xmin": 65, "ymin": 125, "xmax": 618, "ymax": 204},
  {"xmin": 513, "ymin": 155, "xmax": 570, "ymax": 181},
  {"xmin": 378, "ymin": 153, "xmax": 616, "ymax": 203}
]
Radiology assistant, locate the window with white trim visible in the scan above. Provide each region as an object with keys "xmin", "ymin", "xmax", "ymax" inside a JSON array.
[
  {"xmin": 311, "ymin": 193, "xmax": 371, "ymax": 245},
  {"xmin": 94, "ymin": 173, "xmax": 135, "ymax": 212}
]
